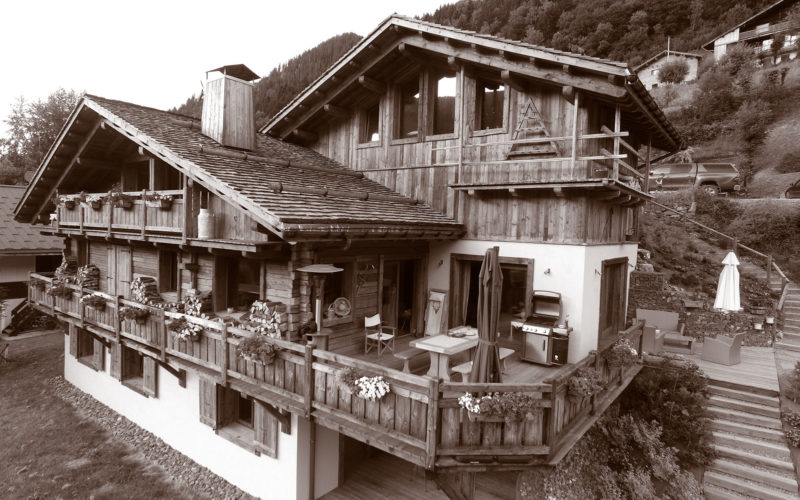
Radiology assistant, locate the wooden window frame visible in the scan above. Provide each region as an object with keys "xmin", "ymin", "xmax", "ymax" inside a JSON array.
[
  {"xmin": 426, "ymin": 70, "xmax": 459, "ymax": 141},
  {"xmin": 158, "ymin": 249, "xmax": 179, "ymax": 293},
  {"xmin": 392, "ymin": 72, "xmax": 424, "ymax": 144},
  {"xmin": 448, "ymin": 253, "xmax": 534, "ymax": 330},
  {"xmin": 473, "ymin": 78, "xmax": 510, "ymax": 136},
  {"xmin": 70, "ymin": 325, "xmax": 104, "ymax": 372},
  {"xmin": 357, "ymin": 100, "xmax": 381, "ymax": 147}
]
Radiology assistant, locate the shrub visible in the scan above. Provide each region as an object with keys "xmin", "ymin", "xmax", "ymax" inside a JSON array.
[
  {"xmin": 568, "ymin": 367, "xmax": 606, "ymax": 399},
  {"xmin": 620, "ymin": 355, "xmax": 715, "ymax": 467},
  {"xmin": 783, "ymin": 362, "xmax": 800, "ymax": 404},
  {"xmin": 694, "ymin": 189, "xmax": 742, "ymax": 227},
  {"xmin": 783, "ymin": 411, "xmax": 800, "ymax": 447},
  {"xmin": 775, "ymin": 150, "xmax": 800, "ymax": 173},
  {"xmin": 658, "ymin": 59, "xmax": 690, "ymax": 84}
]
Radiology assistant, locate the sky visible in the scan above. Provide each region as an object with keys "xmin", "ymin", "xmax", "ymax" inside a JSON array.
[{"xmin": 0, "ymin": 0, "xmax": 450, "ymax": 136}]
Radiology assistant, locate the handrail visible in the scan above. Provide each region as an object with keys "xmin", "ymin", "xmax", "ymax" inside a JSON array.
[
  {"xmin": 431, "ymin": 130, "xmax": 630, "ymax": 152},
  {"xmin": 647, "ymin": 199, "xmax": 789, "ymax": 297}
]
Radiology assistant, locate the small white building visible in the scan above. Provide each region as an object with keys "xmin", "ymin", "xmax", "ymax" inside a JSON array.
[
  {"xmin": 635, "ymin": 51, "xmax": 702, "ymax": 90},
  {"xmin": 0, "ymin": 185, "xmax": 61, "ymax": 331}
]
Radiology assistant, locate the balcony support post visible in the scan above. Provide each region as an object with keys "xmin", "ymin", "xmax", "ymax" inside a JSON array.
[
  {"xmin": 79, "ymin": 285, "xmax": 85, "ymax": 328},
  {"xmin": 645, "ymin": 134, "xmax": 652, "ymax": 193},
  {"xmin": 304, "ymin": 344, "xmax": 313, "ymax": 418},
  {"xmin": 158, "ymin": 308, "xmax": 166, "ymax": 362},
  {"xmin": 613, "ymin": 104, "xmax": 621, "ymax": 182},
  {"xmin": 141, "ymin": 189, "xmax": 147, "ymax": 240},
  {"xmin": 182, "ymin": 176, "xmax": 190, "ymax": 244},
  {"xmin": 114, "ymin": 295, "xmax": 121, "ymax": 343},
  {"xmin": 425, "ymin": 377, "xmax": 439, "ymax": 469},
  {"xmin": 570, "ymin": 91, "xmax": 580, "ymax": 172},
  {"xmin": 219, "ymin": 323, "xmax": 228, "ymax": 385}
]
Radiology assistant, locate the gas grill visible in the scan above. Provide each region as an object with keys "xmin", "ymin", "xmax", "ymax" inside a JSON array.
[{"xmin": 511, "ymin": 290, "xmax": 568, "ymax": 365}]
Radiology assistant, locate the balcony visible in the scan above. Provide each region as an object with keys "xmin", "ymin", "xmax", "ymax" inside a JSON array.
[
  {"xmin": 53, "ymin": 190, "xmax": 185, "ymax": 241},
  {"xmin": 28, "ymin": 273, "xmax": 644, "ymax": 470},
  {"xmin": 739, "ymin": 21, "xmax": 797, "ymax": 43}
]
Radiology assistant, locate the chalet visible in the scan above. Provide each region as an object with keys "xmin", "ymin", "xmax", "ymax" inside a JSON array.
[
  {"xmin": 634, "ymin": 50, "xmax": 702, "ymax": 90},
  {"xmin": 15, "ymin": 15, "xmax": 683, "ymax": 500},
  {"xmin": 0, "ymin": 185, "xmax": 61, "ymax": 333},
  {"xmin": 703, "ymin": 0, "xmax": 800, "ymax": 63}
]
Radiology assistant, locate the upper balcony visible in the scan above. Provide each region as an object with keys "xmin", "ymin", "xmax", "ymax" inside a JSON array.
[{"xmin": 28, "ymin": 273, "xmax": 644, "ymax": 471}]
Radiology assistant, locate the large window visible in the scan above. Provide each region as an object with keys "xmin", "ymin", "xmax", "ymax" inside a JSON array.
[
  {"xmin": 159, "ymin": 250, "xmax": 178, "ymax": 293},
  {"xmin": 397, "ymin": 78, "xmax": 420, "ymax": 139},
  {"xmin": 476, "ymin": 81, "xmax": 506, "ymax": 131},
  {"xmin": 432, "ymin": 73, "xmax": 456, "ymax": 135},
  {"xmin": 321, "ymin": 261, "xmax": 354, "ymax": 327}
]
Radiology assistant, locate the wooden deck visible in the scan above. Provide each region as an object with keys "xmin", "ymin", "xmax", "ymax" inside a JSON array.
[{"xmin": 685, "ymin": 345, "xmax": 779, "ymax": 393}]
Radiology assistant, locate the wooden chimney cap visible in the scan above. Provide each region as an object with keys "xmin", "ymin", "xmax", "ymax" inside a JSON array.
[{"xmin": 207, "ymin": 64, "xmax": 259, "ymax": 82}]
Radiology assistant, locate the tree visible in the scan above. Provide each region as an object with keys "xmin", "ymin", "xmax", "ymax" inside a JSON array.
[
  {"xmin": 658, "ymin": 58, "xmax": 690, "ymax": 84},
  {"xmin": 0, "ymin": 88, "xmax": 80, "ymax": 184}
]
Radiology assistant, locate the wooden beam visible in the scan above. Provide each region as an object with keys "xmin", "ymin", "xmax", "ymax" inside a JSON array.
[
  {"xmin": 323, "ymin": 104, "xmax": 348, "ymax": 120},
  {"xmin": 446, "ymin": 56, "xmax": 461, "ymax": 72},
  {"xmin": 561, "ymin": 86, "xmax": 575, "ymax": 104},
  {"xmin": 562, "ymin": 64, "xmax": 572, "ymax": 75},
  {"xmin": 357, "ymin": 75, "xmax": 386, "ymax": 94},
  {"xmin": 500, "ymin": 70, "xmax": 525, "ymax": 93},
  {"xmin": 33, "ymin": 118, "xmax": 103, "ymax": 223},
  {"xmin": 76, "ymin": 157, "xmax": 119, "ymax": 170},
  {"xmin": 103, "ymin": 132, "xmax": 126, "ymax": 159}
]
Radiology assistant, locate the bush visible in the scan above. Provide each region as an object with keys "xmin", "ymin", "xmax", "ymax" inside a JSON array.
[
  {"xmin": 783, "ymin": 362, "xmax": 800, "ymax": 404},
  {"xmin": 658, "ymin": 59, "xmax": 690, "ymax": 84},
  {"xmin": 775, "ymin": 150, "xmax": 800, "ymax": 173},
  {"xmin": 694, "ymin": 189, "xmax": 742, "ymax": 227},
  {"xmin": 620, "ymin": 356, "xmax": 715, "ymax": 467}
]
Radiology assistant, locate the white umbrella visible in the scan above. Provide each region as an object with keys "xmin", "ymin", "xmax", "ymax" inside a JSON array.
[{"xmin": 714, "ymin": 252, "xmax": 741, "ymax": 312}]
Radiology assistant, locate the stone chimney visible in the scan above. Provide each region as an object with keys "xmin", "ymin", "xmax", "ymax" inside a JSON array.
[{"xmin": 201, "ymin": 64, "xmax": 259, "ymax": 150}]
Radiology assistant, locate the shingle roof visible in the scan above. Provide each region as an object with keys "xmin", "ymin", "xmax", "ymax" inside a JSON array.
[
  {"xmin": 21, "ymin": 95, "xmax": 463, "ymax": 240},
  {"xmin": 0, "ymin": 185, "xmax": 61, "ymax": 254},
  {"xmin": 634, "ymin": 51, "xmax": 702, "ymax": 72}
]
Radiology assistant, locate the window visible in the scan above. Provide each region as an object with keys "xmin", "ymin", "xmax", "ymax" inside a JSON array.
[
  {"xmin": 432, "ymin": 73, "xmax": 456, "ymax": 135},
  {"xmin": 77, "ymin": 329, "xmax": 95, "ymax": 360},
  {"xmin": 122, "ymin": 345, "xmax": 144, "ymax": 382},
  {"xmin": 321, "ymin": 261, "xmax": 353, "ymax": 327},
  {"xmin": 214, "ymin": 257, "xmax": 261, "ymax": 311},
  {"xmin": 159, "ymin": 250, "xmax": 178, "ymax": 293},
  {"xmin": 70, "ymin": 326, "xmax": 103, "ymax": 371},
  {"xmin": 360, "ymin": 102, "xmax": 380, "ymax": 143},
  {"xmin": 476, "ymin": 81, "xmax": 505, "ymax": 131},
  {"xmin": 397, "ymin": 78, "xmax": 420, "ymax": 139}
]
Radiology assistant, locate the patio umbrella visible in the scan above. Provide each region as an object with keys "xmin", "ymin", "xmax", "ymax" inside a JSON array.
[
  {"xmin": 714, "ymin": 251, "xmax": 741, "ymax": 312},
  {"xmin": 469, "ymin": 246, "xmax": 504, "ymax": 383}
]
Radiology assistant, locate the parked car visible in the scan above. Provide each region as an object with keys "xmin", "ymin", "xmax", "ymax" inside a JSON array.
[
  {"xmin": 786, "ymin": 179, "xmax": 800, "ymax": 199},
  {"xmin": 650, "ymin": 162, "xmax": 741, "ymax": 194}
]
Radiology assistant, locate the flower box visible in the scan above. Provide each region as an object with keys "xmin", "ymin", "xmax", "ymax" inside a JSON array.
[
  {"xmin": 63, "ymin": 199, "xmax": 76, "ymax": 210},
  {"xmin": 237, "ymin": 336, "xmax": 279, "ymax": 365},
  {"xmin": 750, "ymin": 306, "xmax": 768, "ymax": 315}
]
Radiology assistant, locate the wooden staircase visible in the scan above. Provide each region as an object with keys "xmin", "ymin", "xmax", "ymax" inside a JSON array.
[
  {"xmin": 704, "ymin": 379, "xmax": 799, "ymax": 499},
  {"xmin": 1, "ymin": 301, "xmax": 38, "ymax": 336},
  {"xmin": 776, "ymin": 283, "xmax": 800, "ymax": 353}
]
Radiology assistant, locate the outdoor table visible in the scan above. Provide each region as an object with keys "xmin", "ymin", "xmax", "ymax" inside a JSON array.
[{"xmin": 409, "ymin": 329, "xmax": 478, "ymax": 382}]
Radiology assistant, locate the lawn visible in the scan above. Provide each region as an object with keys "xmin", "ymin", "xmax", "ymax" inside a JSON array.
[{"xmin": 0, "ymin": 331, "xmax": 198, "ymax": 500}]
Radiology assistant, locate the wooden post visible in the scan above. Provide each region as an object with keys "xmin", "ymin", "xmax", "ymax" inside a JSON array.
[
  {"xmin": 645, "ymin": 134, "xmax": 652, "ymax": 193},
  {"xmin": 425, "ymin": 377, "xmax": 440, "ymax": 469},
  {"xmin": 547, "ymin": 381, "xmax": 559, "ymax": 446},
  {"xmin": 591, "ymin": 354, "xmax": 600, "ymax": 415},
  {"xmin": 79, "ymin": 285, "xmax": 85, "ymax": 328},
  {"xmin": 79, "ymin": 204, "xmax": 84, "ymax": 235},
  {"xmin": 141, "ymin": 189, "xmax": 147, "ymax": 239},
  {"xmin": 613, "ymin": 104, "xmax": 621, "ymax": 182},
  {"xmin": 732, "ymin": 237, "xmax": 739, "ymax": 255},
  {"xmin": 182, "ymin": 176, "xmax": 190, "ymax": 243},
  {"xmin": 55, "ymin": 205, "xmax": 61, "ymax": 232},
  {"xmin": 114, "ymin": 295, "xmax": 121, "ymax": 342},
  {"xmin": 304, "ymin": 344, "xmax": 313, "ymax": 417},
  {"xmin": 107, "ymin": 201, "xmax": 113, "ymax": 238},
  {"xmin": 766, "ymin": 255, "xmax": 773, "ymax": 286},
  {"xmin": 159, "ymin": 309, "xmax": 166, "ymax": 362},
  {"xmin": 570, "ymin": 92, "xmax": 580, "ymax": 172},
  {"xmin": 259, "ymin": 261, "xmax": 267, "ymax": 300},
  {"xmin": 176, "ymin": 253, "xmax": 183, "ymax": 302},
  {"xmin": 219, "ymin": 323, "xmax": 228, "ymax": 384}
]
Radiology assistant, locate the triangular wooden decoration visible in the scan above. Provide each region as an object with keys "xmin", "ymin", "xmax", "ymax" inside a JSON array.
[{"xmin": 507, "ymin": 99, "xmax": 561, "ymax": 159}]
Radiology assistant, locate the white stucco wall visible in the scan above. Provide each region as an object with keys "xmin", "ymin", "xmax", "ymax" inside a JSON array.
[
  {"xmin": 428, "ymin": 240, "xmax": 638, "ymax": 362},
  {"xmin": 714, "ymin": 28, "xmax": 741, "ymax": 60},
  {"xmin": 637, "ymin": 55, "xmax": 700, "ymax": 89},
  {"xmin": 64, "ymin": 337, "xmax": 340, "ymax": 499}
]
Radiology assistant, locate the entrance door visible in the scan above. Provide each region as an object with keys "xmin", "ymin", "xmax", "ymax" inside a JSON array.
[
  {"xmin": 381, "ymin": 260, "xmax": 416, "ymax": 333},
  {"xmin": 108, "ymin": 246, "xmax": 131, "ymax": 297},
  {"xmin": 598, "ymin": 257, "xmax": 628, "ymax": 344}
]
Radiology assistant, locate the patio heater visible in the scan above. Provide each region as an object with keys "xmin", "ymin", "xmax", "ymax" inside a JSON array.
[{"xmin": 296, "ymin": 264, "xmax": 342, "ymax": 350}]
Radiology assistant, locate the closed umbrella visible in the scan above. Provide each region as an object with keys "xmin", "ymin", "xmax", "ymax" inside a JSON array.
[
  {"xmin": 714, "ymin": 252, "xmax": 741, "ymax": 312},
  {"xmin": 469, "ymin": 246, "xmax": 504, "ymax": 383}
]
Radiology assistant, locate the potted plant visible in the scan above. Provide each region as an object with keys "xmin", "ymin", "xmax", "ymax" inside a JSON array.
[
  {"xmin": 46, "ymin": 282, "xmax": 73, "ymax": 299},
  {"xmin": 80, "ymin": 293, "xmax": 107, "ymax": 311},
  {"xmin": 754, "ymin": 322, "xmax": 764, "ymax": 331},
  {"xmin": 31, "ymin": 278, "xmax": 47, "ymax": 291},
  {"xmin": 458, "ymin": 392, "xmax": 543, "ymax": 422},
  {"xmin": 85, "ymin": 193, "xmax": 104, "ymax": 210},
  {"xmin": 166, "ymin": 315, "xmax": 202, "ymax": 341},
  {"xmin": 58, "ymin": 195, "xmax": 77, "ymax": 210},
  {"xmin": 337, "ymin": 368, "xmax": 390, "ymax": 401},
  {"xmin": 119, "ymin": 305, "xmax": 150, "ymax": 325},
  {"xmin": 567, "ymin": 367, "xmax": 606, "ymax": 401},
  {"xmin": 604, "ymin": 338, "xmax": 638, "ymax": 370},
  {"xmin": 106, "ymin": 187, "xmax": 136, "ymax": 209},
  {"xmin": 144, "ymin": 192, "xmax": 174, "ymax": 209},
  {"xmin": 237, "ymin": 335, "xmax": 279, "ymax": 365}
]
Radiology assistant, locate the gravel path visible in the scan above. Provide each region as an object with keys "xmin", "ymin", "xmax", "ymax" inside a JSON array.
[{"xmin": 50, "ymin": 375, "xmax": 257, "ymax": 500}]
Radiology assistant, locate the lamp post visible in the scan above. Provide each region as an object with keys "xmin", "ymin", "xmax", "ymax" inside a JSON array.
[{"xmin": 297, "ymin": 264, "xmax": 343, "ymax": 349}]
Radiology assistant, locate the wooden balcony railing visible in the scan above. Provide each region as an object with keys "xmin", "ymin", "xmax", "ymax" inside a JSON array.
[
  {"xmin": 739, "ymin": 21, "xmax": 798, "ymax": 42},
  {"xmin": 53, "ymin": 190, "xmax": 185, "ymax": 239},
  {"xmin": 28, "ymin": 273, "xmax": 644, "ymax": 470}
]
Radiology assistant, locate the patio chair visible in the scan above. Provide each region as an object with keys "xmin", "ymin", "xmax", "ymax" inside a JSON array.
[
  {"xmin": 636, "ymin": 308, "xmax": 694, "ymax": 353},
  {"xmin": 641, "ymin": 325, "xmax": 664, "ymax": 354},
  {"xmin": 701, "ymin": 333, "xmax": 744, "ymax": 366},
  {"xmin": 364, "ymin": 313, "xmax": 396, "ymax": 356}
]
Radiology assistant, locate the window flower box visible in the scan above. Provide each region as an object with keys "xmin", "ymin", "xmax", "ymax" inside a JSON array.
[
  {"xmin": 166, "ymin": 316, "xmax": 202, "ymax": 341},
  {"xmin": 119, "ymin": 306, "xmax": 150, "ymax": 325},
  {"xmin": 237, "ymin": 335, "xmax": 279, "ymax": 365},
  {"xmin": 144, "ymin": 192, "xmax": 174, "ymax": 209},
  {"xmin": 458, "ymin": 392, "xmax": 544, "ymax": 422},
  {"xmin": 80, "ymin": 293, "xmax": 107, "ymax": 311},
  {"xmin": 567, "ymin": 367, "xmax": 606, "ymax": 401},
  {"xmin": 337, "ymin": 368, "xmax": 390, "ymax": 401}
]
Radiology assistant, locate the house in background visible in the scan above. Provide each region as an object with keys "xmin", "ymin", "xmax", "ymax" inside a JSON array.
[
  {"xmin": 634, "ymin": 50, "xmax": 702, "ymax": 89},
  {"xmin": 15, "ymin": 15, "xmax": 682, "ymax": 500},
  {"xmin": 703, "ymin": 0, "xmax": 800, "ymax": 63},
  {"xmin": 0, "ymin": 185, "xmax": 61, "ymax": 333}
]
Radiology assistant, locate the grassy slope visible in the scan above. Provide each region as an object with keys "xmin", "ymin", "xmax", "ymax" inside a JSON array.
[
  {"xmin": 0, "ymin": 333, "xmax": 197, "ymax": 500},
  {"xmin": 652, "ymin": 62, "xmax": 800, "ymax": 197}
]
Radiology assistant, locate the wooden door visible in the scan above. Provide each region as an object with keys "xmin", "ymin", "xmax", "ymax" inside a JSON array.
[
  {"xmin": 598, "ymin": 257, "xmax": 628, "ymax": 344},
  {"xmin": 381, "ymin": 262, "xmax": 398, "ymax": 327},
  {"xmin": 116, "ymin": 246, "xmax": 132, "ymax": 298}
]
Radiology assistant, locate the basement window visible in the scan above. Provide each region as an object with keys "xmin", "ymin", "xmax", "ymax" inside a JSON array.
[
  {"xmin": 476, "ymin": 81, "xmax": 506, "ymax": 131},
  {"xmin": 121, "ymin": 344, "xmax": 145, "ymax": 392},
  {"xmin": 217, "ymin": 387, "xmax": 255, "ymax": 449}
]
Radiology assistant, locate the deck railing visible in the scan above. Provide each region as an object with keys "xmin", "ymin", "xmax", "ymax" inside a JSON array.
[
  {"xmin": 54, "ymin": 190, "xmax": 185, "ymax": 239},
  {"xmin": 28, "ymin": 273, "xmax": 644, "ymax": 469}
]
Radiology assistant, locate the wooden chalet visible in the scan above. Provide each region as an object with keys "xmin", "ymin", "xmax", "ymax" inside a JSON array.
[{"xmin": 16, "ymin": 15, "xmax": 683, "ymax": 500}]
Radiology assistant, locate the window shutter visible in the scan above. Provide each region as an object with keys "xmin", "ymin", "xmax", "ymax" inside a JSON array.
[
  {"xmin": 143, "ymin": 356, "xmax": 158, "ymax": 398},
  {"xmin": 69, "ymin": 324, "xmax": 78, "ymax": 357},
  {"xmin": 92, "ymin": 338, "xmax": 105, "ymax": 371},
  {"xmin": 253, "ymin": 399, "xmax": 278, "ymax": 458},
  {"xmin": 198, "ymin": 378, "xmax": 220, "ymax": 429},
  {"xmin": 110, "ymin": 342, "xmax": 122, "ymax": 380}
]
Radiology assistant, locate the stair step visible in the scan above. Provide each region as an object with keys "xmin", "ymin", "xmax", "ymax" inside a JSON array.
[
  {"xmin": 713, "ymin": 433, "xmax": 792, "ymax": 461},
  {"xmin": 708, "ymin": 379, "xmax": 779, "ymax": 398},
  {"xmin": 709, "ymin": 458, "xmax": 798, "ymax": 491},
  {"xmin": 708, "ymin": 386, "xmax": 780, "ymax": 407},
  {"xmin": 704, "ymin": 471, "xmax": 797, "ymax": 500},
  {"xmin": 775, "ymin": 342, "xmax": 800, "ymax": 352},
  {"xmin": 708, "ymin": 407, "xmax": 783, "ymax": 429},
  {"xmin": 715, "ymin": 444, "xmax": 795, "ymax": 474},
  {"xmin": 785, "ymin": 312, "xmax": 800, "ymax": 321},
  {"xmin": 703, "ymin": 483, "xmax": 752, "ymax": 500},
  {"xmin": 712, "ymin": 419, "xmax": 788, "ymax": 443},
  {"xmin": 710, "ymin": 395, "xmax": 781, "ymax": 418}
]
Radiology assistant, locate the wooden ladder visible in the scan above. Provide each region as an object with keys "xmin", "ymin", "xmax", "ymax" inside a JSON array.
[{"xmin": 507, "ymin": 98, "xmax": 560, "ymax": 158}]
